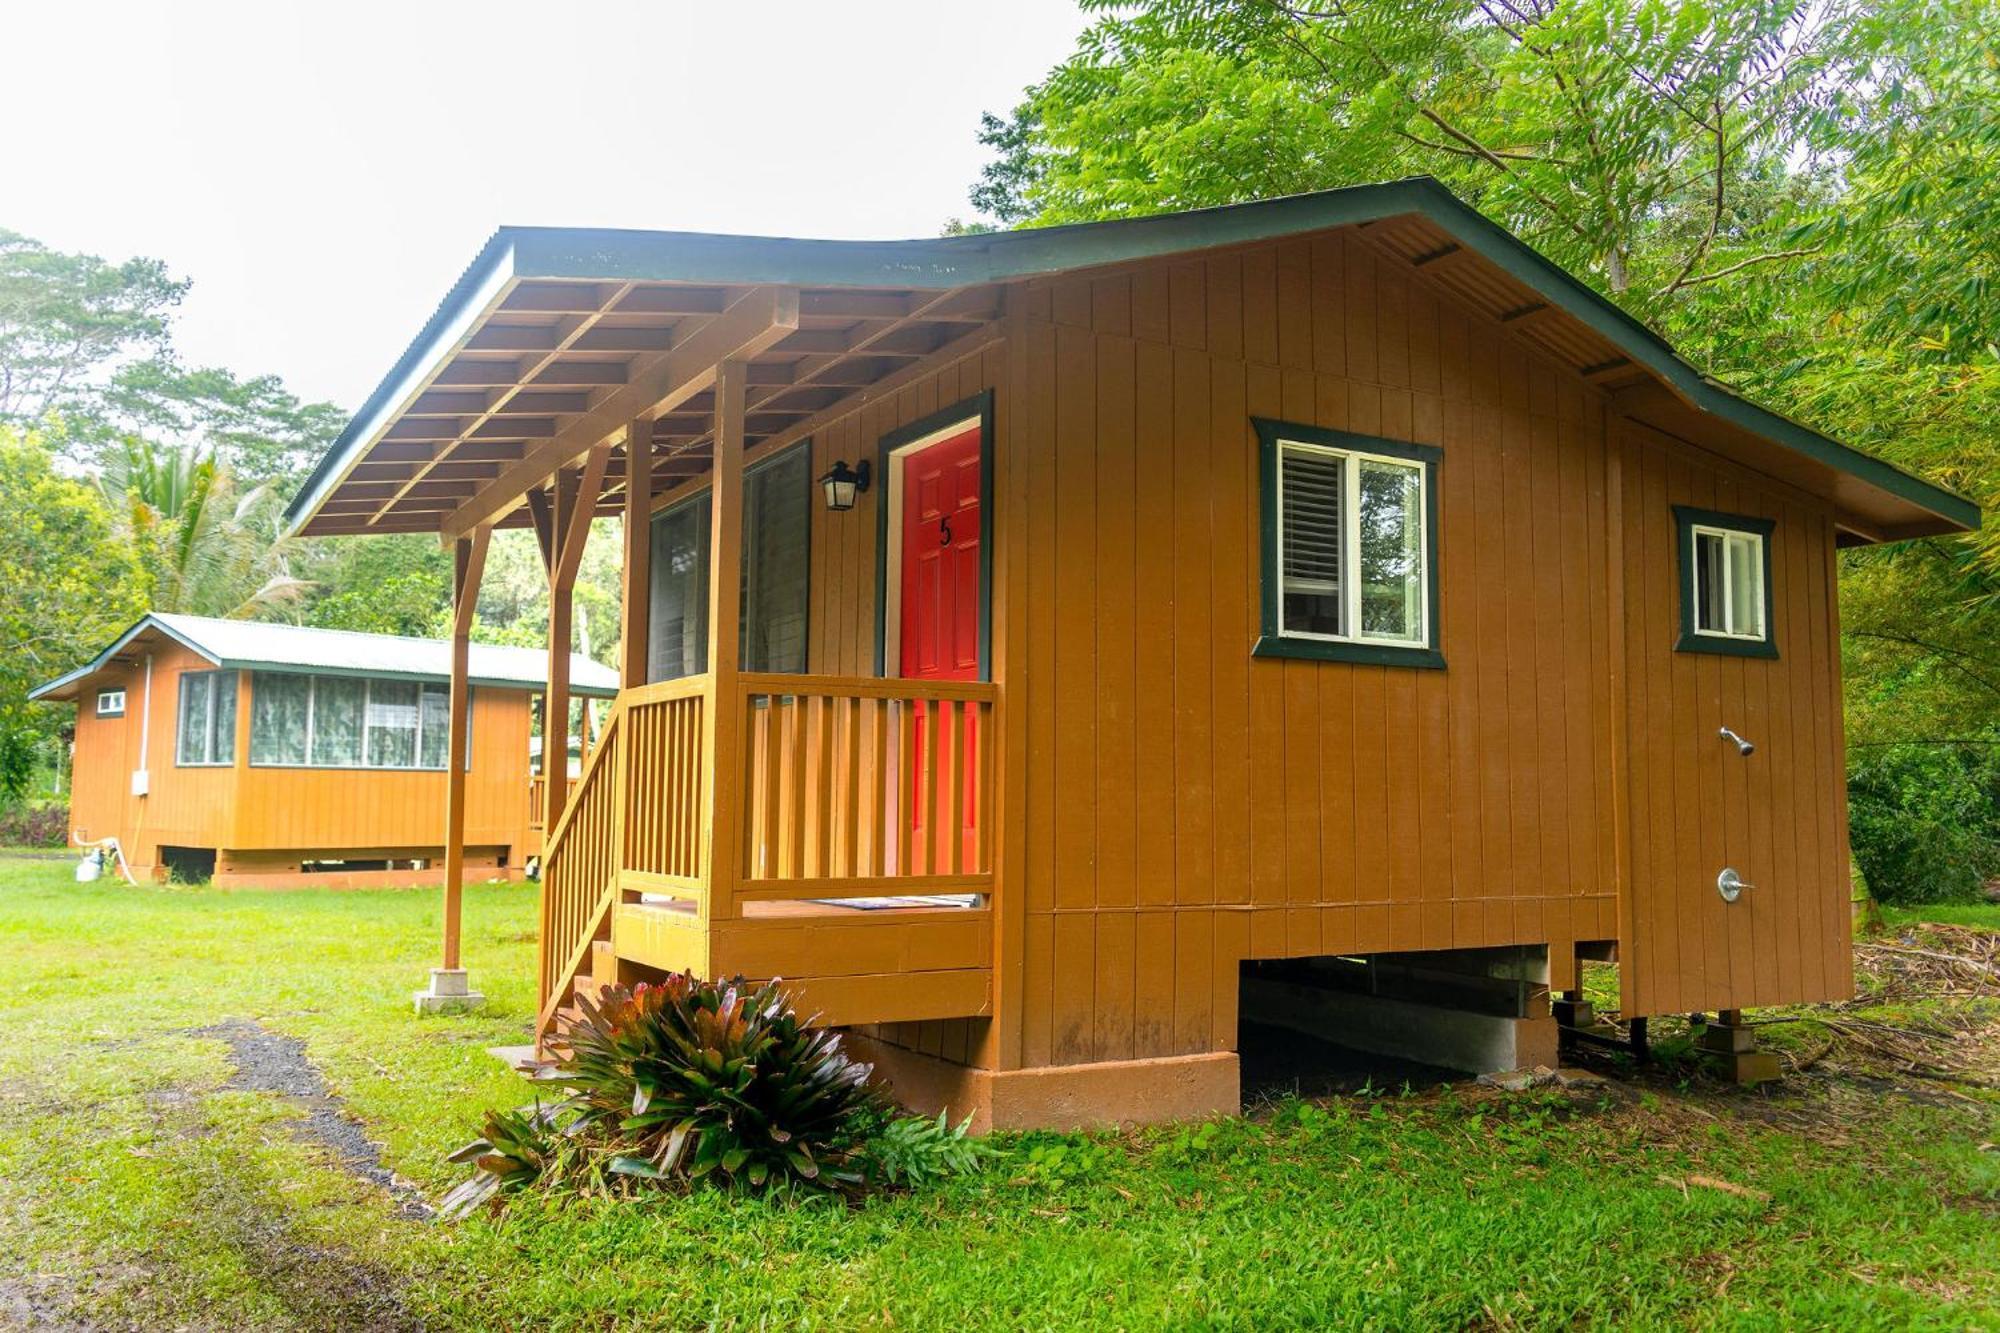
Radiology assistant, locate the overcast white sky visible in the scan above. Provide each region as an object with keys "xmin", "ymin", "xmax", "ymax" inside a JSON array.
[{"xmin": 4, "ymin": 0, "xmax": 1088, "ymax": 412}]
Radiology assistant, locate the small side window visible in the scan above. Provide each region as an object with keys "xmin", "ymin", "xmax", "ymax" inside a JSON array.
[
  {"xmin": 96, "ymin": 688, "xmax": 126, "ymax": 717},
  {"xmin": 1675, "ymin": 506, "xmax": 1777, "ymax": 658}
]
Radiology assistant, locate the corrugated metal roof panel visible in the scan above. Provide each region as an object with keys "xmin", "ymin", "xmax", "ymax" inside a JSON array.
[{"xmin": 30, "ymin": 613, "xmax": 618, "ymax": 701}]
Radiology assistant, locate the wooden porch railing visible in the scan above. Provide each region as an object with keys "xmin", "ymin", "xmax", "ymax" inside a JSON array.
[
  {"xmin": 534, "ymin": 672, "xmax": 997, "ymax": 1040},
  {"xmin": 527, "ymin": 773, "xmax": 545, "ymax": 830},
  {"xmin": 736, "ymin": 675, "xmax": 996, "ymax": 902},
  {"xmin": 618, "ymin": 677, "xmax": 709, "ymax": 898},
  {"xmin": 532, "ymin": 705, "xmax": 623, "ymax": 1039}
]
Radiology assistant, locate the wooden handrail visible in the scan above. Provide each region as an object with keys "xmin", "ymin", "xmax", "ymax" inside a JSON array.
[
  {"xmin": 542, "ymin": 698, "xmax": 624, "ymax": 850},
  {"xmin": 736, "ymin": 679, "xmax": 998, "ymax": 890},
  {"xmin": 538, "ymin": 672, "xmax": 1003, "ymax": 1039},
  {"xmin": 620, "ymin": 673, "xmax": 714, "ymax": 708},
  {"xmin": 738, "ymin": 672, "xmax": 997, "ymax": 703}
]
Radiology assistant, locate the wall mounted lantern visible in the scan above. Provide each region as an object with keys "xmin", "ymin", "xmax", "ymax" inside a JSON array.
[{"xmin": 818, "ymin": 459, "xmax": 871, "ymax": 511}]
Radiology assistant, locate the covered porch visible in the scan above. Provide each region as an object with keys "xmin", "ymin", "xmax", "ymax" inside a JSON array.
[{"xmin": 283, "ymin": 240, "xmax": 1009, "ymax": 1038}]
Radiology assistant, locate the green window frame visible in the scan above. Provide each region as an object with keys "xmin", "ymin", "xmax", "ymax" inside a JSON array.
[
  {"xmin": 175, "ymin": 669, "xmax": 238, "ymax": 766},
  {"xmin": 1673, "ymin": 506, "xmax": 1778, "ymax": 659},
  {"xmin": 1254, "ymin": 418, "xmax": 1444, "ymax": 669},
  {"xmin": 646, "ymin": 441, "xmax": 813, "ymax": 682}
]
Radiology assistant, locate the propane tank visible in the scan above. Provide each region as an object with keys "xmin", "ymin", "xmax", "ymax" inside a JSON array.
[{"xmin": 74, "ymin": 849, "xmax": 104, "ymax": 883}]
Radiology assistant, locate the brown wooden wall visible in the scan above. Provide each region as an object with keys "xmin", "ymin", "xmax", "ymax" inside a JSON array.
[
  {"xmin": 227, "ymin": 687, "xmax": 531, "ymax": 856},
  {"xmin": 65, "ymin": 648, "xmax": 537, "ymax": 878},
  {"xmin": 1000, "ymin": 232, "xmax": 1630, "ymax": 1070},
  {"xmin": 639, "ymin": 225, "xmax": 1856, "ymax": 1070},
  {"xmin": 69, "ymin": 642, "xmax": 238, "ymax": 872},
  {"xmin": 1616, "ymin": 421, "xmax": 1852, "ymax": 1016}
]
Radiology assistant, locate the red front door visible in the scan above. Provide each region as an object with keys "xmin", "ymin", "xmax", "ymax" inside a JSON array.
[{"xmin": 899, "ymin": 424, "xmax": 982, "ymax": 872}]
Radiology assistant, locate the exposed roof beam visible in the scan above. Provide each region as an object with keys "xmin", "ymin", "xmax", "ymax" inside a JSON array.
[
  {"xmin": 440, "ymin": 284, "xmax": 801, "ymax": 542},
  {"xmin": 367, "ymin": 283, "xmax": 634, "ymax": 527}
]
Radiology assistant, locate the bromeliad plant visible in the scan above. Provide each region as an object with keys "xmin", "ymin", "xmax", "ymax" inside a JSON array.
[
  {"xmin": 563, "ymin": 974, "xmax": 879, "ymax": 1192},
  {"xmin": 443, "ymin": 973, "xmax": 886, "ymax": 1212}
]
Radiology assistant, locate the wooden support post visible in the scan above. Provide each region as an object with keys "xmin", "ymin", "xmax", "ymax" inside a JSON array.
[
  {"xmin": 417, "ymin": 525, "xmax": 489, "ymax": 1013},
  {"xmin": 621, "ymin": 421, "xmax": 652, "ymax": 689},
  {"xmin": 543, "ymin": 443, "xmax": 613, "ymax": 824},
  {"xmin": 700, "ymin": 360, "xmax": 749, "ymax": 926}
]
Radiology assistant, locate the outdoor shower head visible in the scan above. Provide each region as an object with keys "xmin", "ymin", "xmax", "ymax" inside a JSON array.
[{"xmin": 1719, "ymin": 727, "xmax": 1755, "ymax": 757}]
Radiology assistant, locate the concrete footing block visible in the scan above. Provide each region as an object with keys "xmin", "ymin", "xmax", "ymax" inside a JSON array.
[
  {"xmin": 413, "ymin": 967, "xmax": 485, "ymax": 1015},
  {"xmin": 1700, "ymin": 1017, "xmax": 1781, "ymax": 1085}
]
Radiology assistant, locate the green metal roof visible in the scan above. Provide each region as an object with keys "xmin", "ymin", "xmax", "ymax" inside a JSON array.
[
  {"xmin": 30, "ymin": 612, "xmax": 619, "ymax": 702},
  {"xmin": 287, "ymin": 176, "xmax": 1978, "ymax": 537}
]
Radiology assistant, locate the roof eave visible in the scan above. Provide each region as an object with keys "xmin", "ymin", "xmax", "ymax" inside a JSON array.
[
  {"xmin": 287, "ymin": 176, "xmax": 1977, "ymax": 539},
  {"xmin": 282, "ymin": 236, "xmax": 521, "ymax": 537}
]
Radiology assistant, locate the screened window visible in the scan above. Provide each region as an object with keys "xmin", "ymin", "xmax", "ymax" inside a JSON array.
[
  {"xmin": 247, "ymin": 672, "xmax": 467, "ymax": 769},
  {"xmin": 741, "ymin": 446, "xmax": 810, "ymax": 673},
  {"xmin": 646, "ymin": 443, "xmax": 811, "ymax": 681},
  {"xmin": 1256, "ymin": 420, "xmax": 1440, "ymax": 667},
  {"xmin": 1675, "ymin": 507, "xmax": 1776, "ymax": 657},
  {"xmin": 175, "ymin": 669, "xmax": 237, "ymax": 766},
  {"xmin": 96, "ymin": 688, "xmax": 126, "ymax": 717},
  {"xmin": 648, "ymin": 499, "xmax": 710, "ymax": 682}
]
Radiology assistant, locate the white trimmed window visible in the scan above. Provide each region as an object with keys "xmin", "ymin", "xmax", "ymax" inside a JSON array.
[
  {"xmin": 248, "ymin": 672, "xmax": 466, "ymax": 770},
  {"xmin": 1258, "ymin": 420, "xmax": 1439, "ymax": 665},
  {"xmin": 175, "ymin": 669, "xmax": 237, "ymax": 766},
  {"xmin": 95, "ymin": 688, "xmax": 126, "ymax": 717},
  {"xmin": 1692, "ymin": 526, "xmax": 1764, "ymax": 639},
  {"xmin": 1675, "ymin": 507, "xmax": 1776, "ymax": 657}
]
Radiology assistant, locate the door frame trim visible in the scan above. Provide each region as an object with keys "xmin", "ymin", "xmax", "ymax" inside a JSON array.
[{"xmin": 874, "ymin": 389, "xmax": 995, "ymax": 680}]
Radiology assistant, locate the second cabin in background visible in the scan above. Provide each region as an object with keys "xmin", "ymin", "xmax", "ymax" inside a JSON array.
[{"xmin": 32, "ymin": 614, "xmax": 616, "ymax": 886}]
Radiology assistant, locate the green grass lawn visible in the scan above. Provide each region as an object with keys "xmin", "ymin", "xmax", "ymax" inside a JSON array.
[{"xmin": 1, "ymin": 858, "xmax": 1995, "ymax": 1331}]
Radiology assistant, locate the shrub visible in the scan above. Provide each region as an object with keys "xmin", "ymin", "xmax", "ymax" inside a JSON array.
[
  {"xmin": 1847, "ymin": 741, "xmax": 2000, "ymax": 905},
  {"xmin": 853, "ymin": 1108, "xmax": 988, "ymax": 1189},
  {"xmin": 561, "ymin": 975, "xmax": 880, "ymax": 1192},
  {"xmin": 438, "ymin": 1105, "xmax": 568, "ymax": 1219},
  {"xmin": 0, "ymin": 802, "xmax": 67, "ymax": 848},
  {"xmin": 444, "ymin": 974, "xmax": 884, "ymax": 1211}
]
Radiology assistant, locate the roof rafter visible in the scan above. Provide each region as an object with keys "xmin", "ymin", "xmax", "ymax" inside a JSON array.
[{"xmin": 439, "ymin": 284, "xmax": 802, "ymax": 542}]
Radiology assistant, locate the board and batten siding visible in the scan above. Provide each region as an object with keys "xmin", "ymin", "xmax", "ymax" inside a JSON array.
[
  {"xmin": 1617, "ymin": 420, "xmax": 1852, "ymax": 1017},
  {"xmin": 734, "ymin": 225, "xmax": 1854, "ymax": 1072},
  {"xmin": 227, "ymin": 687, "xmax": 532, "ymax": 855},
  {"xmin": 69, "ymin": 641, "xmax": 239, "ymax": 867},
  {"xmin": 1004, "ymin": 233, "xmax": 1624, "ymax": 1070}
]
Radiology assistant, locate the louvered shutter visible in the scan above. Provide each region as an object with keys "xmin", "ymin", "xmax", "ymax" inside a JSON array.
[{"xmin": 1280, "ymin": 445, "xmax": 1345, "ymax": 636}]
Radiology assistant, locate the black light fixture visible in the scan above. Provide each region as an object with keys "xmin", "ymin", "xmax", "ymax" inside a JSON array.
[{"xmin": 818, "ymin": 458, "xmax": 871, "ymax": 511}]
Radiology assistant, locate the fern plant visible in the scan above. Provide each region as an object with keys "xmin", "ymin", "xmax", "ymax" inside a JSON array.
[{"xmin": 856, "ymin": 1109, "xmax": 989, "ymax": 1189}]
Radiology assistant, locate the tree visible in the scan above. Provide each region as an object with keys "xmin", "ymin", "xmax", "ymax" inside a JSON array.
[
  {"xmin": 0, "ymin": 229, "xmax": 184, "ymax": 427},
  {"xmin": 972, "ymin": 0, "xmax": 1861, "ymax": 311},
  {"xmin": 0, "ymin": 428, "xmax": 145, "ymax": 800},
  {"xmin": 296, "ymin": 535, "xmax": 453, "ymax": 639},
  {"xmin": 102, "ymin": 359, "xmax": 346, "ymax": 491},
  {"xmin": 97, "ymin": 435, "xmax": 309, "ymax": 619},
  {"xmin": 0, "ymin": 227, "xmax": 342, "ymax": 493}
]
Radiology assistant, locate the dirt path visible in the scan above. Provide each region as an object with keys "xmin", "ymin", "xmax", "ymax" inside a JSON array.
[{"xmin": 196, "ymin": 1018, "xmax": 432, "ymax": 1221}]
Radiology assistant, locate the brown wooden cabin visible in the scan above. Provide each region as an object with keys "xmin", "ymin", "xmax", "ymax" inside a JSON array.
[
  {"xmin": 31, "ymin": 613, "xmax": 615, "ymax": 886},
  {"xmin": 283, "ymin": 178, "xmax": 1977, "ymax": 1126}
]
